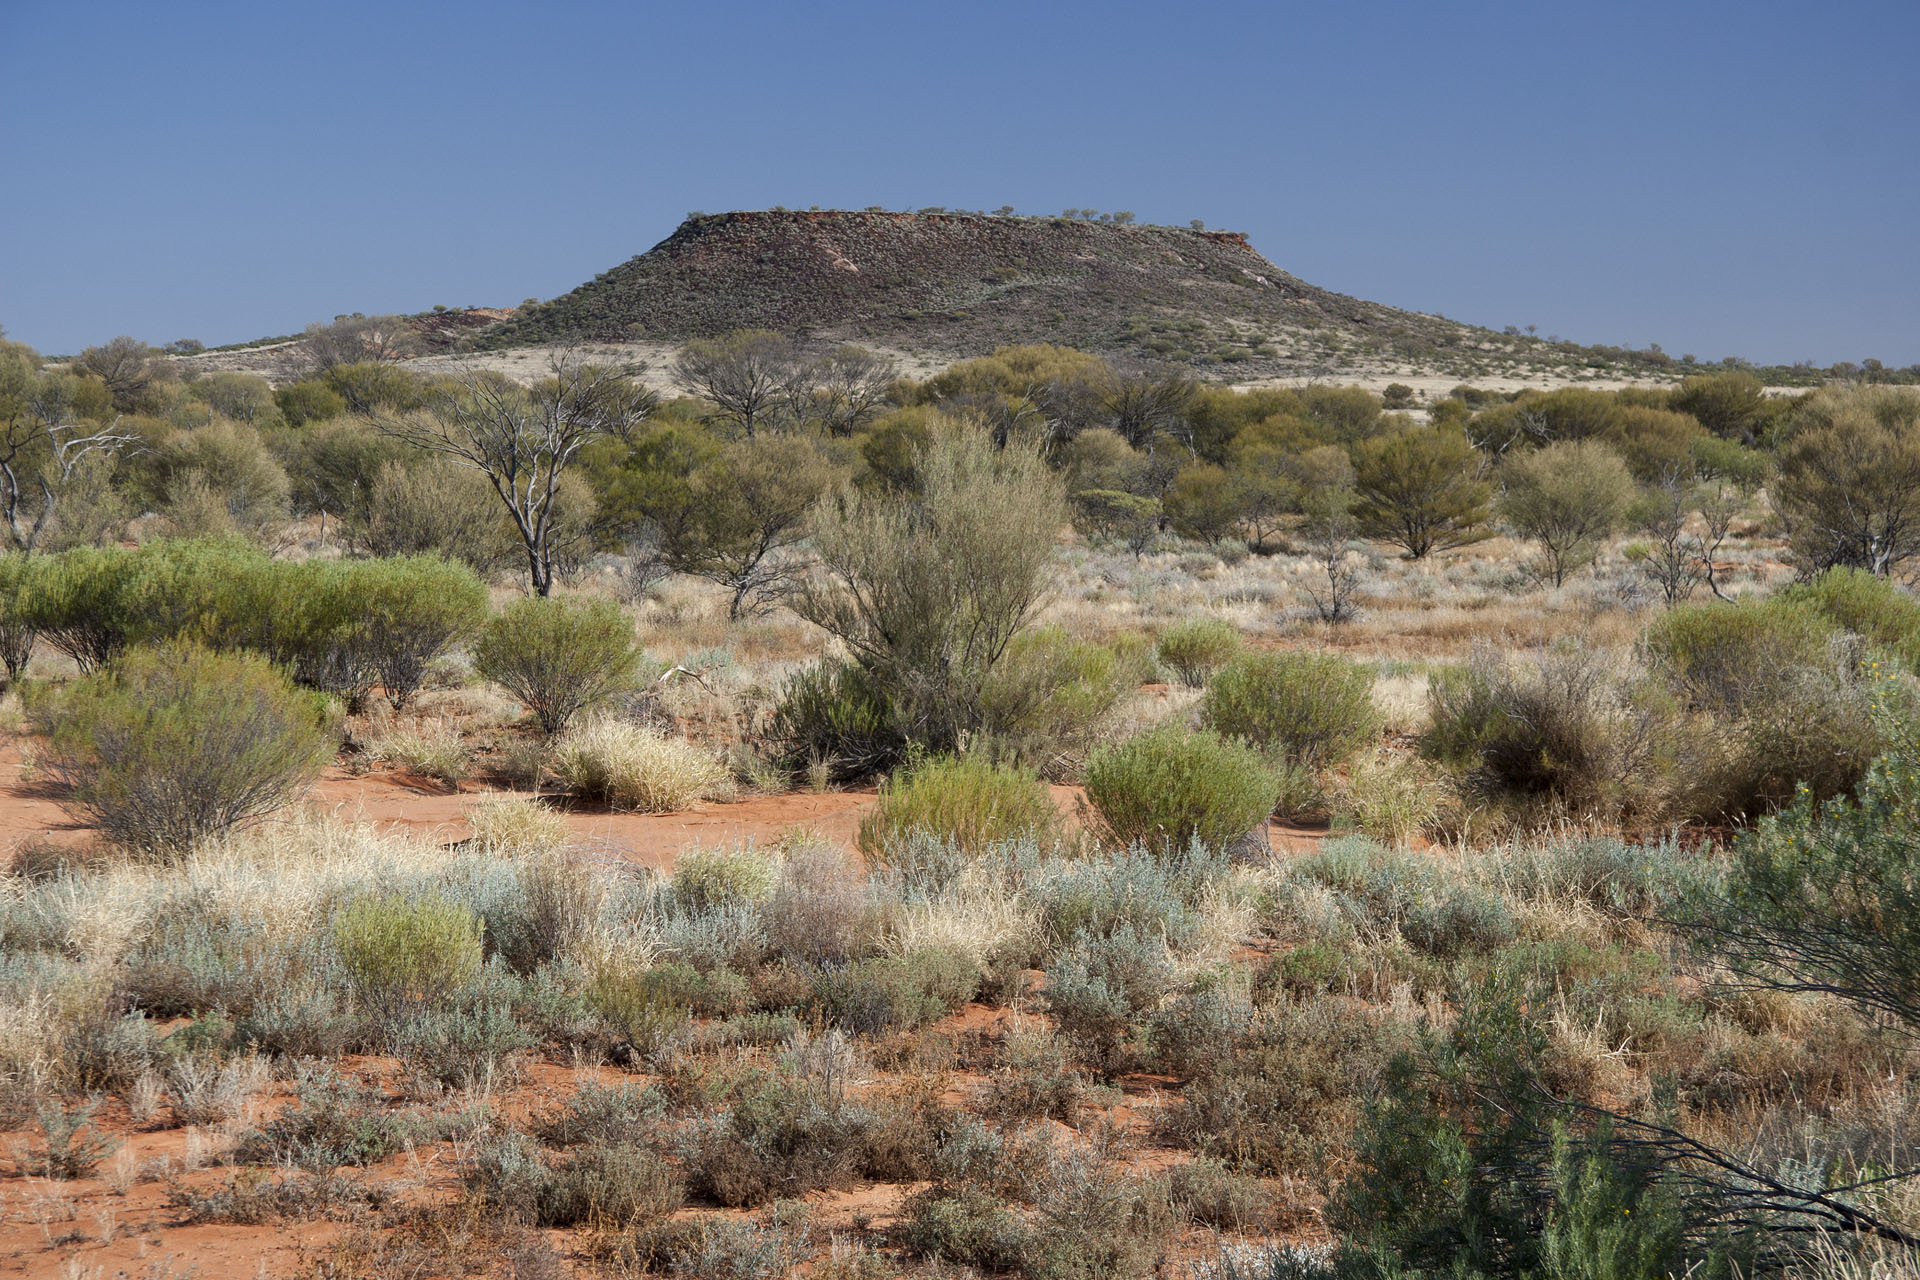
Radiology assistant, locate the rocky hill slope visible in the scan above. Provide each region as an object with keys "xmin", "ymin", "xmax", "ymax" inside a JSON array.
[{"xmin": 473, "ymin": 210, "xmax": 1535, "ymax": 376}]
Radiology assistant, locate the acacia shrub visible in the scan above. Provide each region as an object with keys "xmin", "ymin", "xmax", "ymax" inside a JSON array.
[
  {"xmin": 856, "ymin": 753, "xmax": 1059, "ymax": 859},
  {"xmin": 1200, "ymin": 649, "xmax": 1380, "ymax": 770},
  {"xmin": 25, "ymin": 643, "xmax": 338, "ymax": 857},
  {"xmin": 1155, "ymin": 618, "xmax": 1241, "ymax": 688},
  {"xmin": 1082, "ymin": 724, "xmax": 1278, "ymax": 852},
  {"xmin": 474, "ymin": 597, "xmax": 643, "ymax": 734}
]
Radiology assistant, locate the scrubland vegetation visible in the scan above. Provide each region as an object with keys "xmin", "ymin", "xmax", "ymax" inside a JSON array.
[{"xmin": 4, "ymin": 317, "xmax": 1920, "ymax": 1278}]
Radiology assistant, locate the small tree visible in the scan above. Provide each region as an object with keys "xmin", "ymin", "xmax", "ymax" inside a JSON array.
[
  {"xmin": 1350, "ymin": 426, "xmax": 1492, "ymax": 559},
  {"xmin": 799, "ymin": 428, "xmax": 1066, "ymax": 752},
  {"xmin": 25, "ymin": 643, "xmax": 338, "ymax": 857},
  {"xmin": 1498, "ymin": 441, "xmax": 1635, "ymax": 587},
  {"xmin": 0, "ymin": 364, "xmax": 139, "ymax": 554},
  {"xmin": 474, "ymin": 597, "xmax": 643, "ymax": 734},
  {"xmin": 1773, "ymin": 386, "xmax": 1920, "ymax": 577},
  {"xmin": 797, "ymin": 346, "xmax": 897, "ymax": 437},
  {"xmin": 376, "ymin": 355, "xmax": 655, "ymax": 595},
  {"xmin": 674, "ymin": 330, "xmax": 810, "ymax": 438},
  {"xmin": 666, "ymin": 437, "xmax": 836, "ymax": 618},
  {"xmin": 355, "ymin": 556, "xmax": 490, "ymax": 710}
]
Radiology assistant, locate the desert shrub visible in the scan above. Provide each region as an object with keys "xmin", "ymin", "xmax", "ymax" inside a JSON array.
[
  {"xmin": 1341, "ymin": 750, "xmax": 1445, "ymax": 845},
  {"xmin": 1422, "ymin": 644, "xmax": 1678, "ymax": 824},
  {"xmin": 531, "ymin": 1080, "xmax": 666, "ymax": 1148},
  {"xmin": 15, "ymin": 544, "xmax": 146, "ymax": 671},
  {"xmin": 1148, "ymin": 975, "xmax": 1254, "ymax": 1080},
  {"xmin": 1155, "ymin": 618, "xmax": 1242, "ymax": 687},
  {"xmin": 1170, "ymin": 994, "xmax": 1395, "ymax": 1175},
  {"xmin": 351, "ymin": 555, "xmax": 489, "ymax": 709},
  {"xmin": 1351, "ymin": 425, "xmax": 1494, "ymax": 559},
  {"xmin": 474, "ymin": 596, "xmax": 643, "ymax": 734},
  {"xmin": 332, "ymin": 894, "xmax": 485, "ymax": 1009},
  {"xmin": 986, "ymin": 1021, "xmax": 1084, "ymax": 1123},
  {"xmin": 1779, "ymin": 566, "xmax": 1920, "ymax": 672},
  {"xmin": 1046, "ymin": 924, "xmax": 1179, "ymax": 1075},
  {"xmin": 26, "ymin": 642, "xmax": 337, "ymax": 856},
  {"xmin": 1644, "ymin": 600, "xmax": 1882, "ymax": 818},
  {"xmin": 527, "ymin": 1143, "xmax": 683, "ymax": 1229},
  {"xmin": 1021, "ymin": 1141, "xmax": 1178, "ymax": 1280},
  {"xmin": 765, "ymin": 838, "xmax": 883, "ymax": 965},
  {"xmin": 978, "ymin": 625, "xmax": 1137, "ymax": 775},
  {"xmin": 898, "ymin": 1185, "xmax": 1031, "ymax": 1270},
  {"xmin": 1031, "ymin": 843, "xmax": 1226, "ymax": 957},
  {"xmin": 551, "ymin": 719, "xmax": 727, "ymax": 812},
  {"xmin": 29, "ymin": 1098, "xmax": 120, "ymax": 1179},
  {"xmin": 662, "ymin": 845, "xmax": 780, "ymax": 914},
  {"xmin": 486, "ymin": 853, "xmax": 602, "ymax": 973},
  {"xmin": 1168, "ymin": 1156, "xmax": 1278, "ymax": 1232},
  {"xmin": 797, "ymin": 428, "xmax": 1067, "ymax": 756},
  {"xmin": 1297, "ymin": 837, "xmax": 1516, "ymax": 959},
  {"xmin": 237, "ymin": 1067, "xmax": 461, "ymax": 1170},
  {"xmin": 1083, "ymin": 724, "xmax": 1278, "ymax": 852},
  {"xmin": 858, "ymin": 753, "xmax": 1059, "ymax": 860},
  {"xmin": 0, "ymin": 553, "xmax": 34, "ymax": 687},
  {"xmin": 808, "ymin": 950, "xmax": 977, "ymax": 1034},
  {"xmin": 1201, "ymin": 648, "xmax": 1381, "ymax": 769},
  {"xmin": 583, "ymin": 966, "xmax": 691, "ymax": 1059},
  {"xmin": 1773, "ymin": 385, "xmax": 1920, "ymax": 576},
  {"xmin": 466, "ymin": 795, "xmax": 568, "ymax": 857},
  {"xmin": 390, "ymin": 1002, "xmax": 535, "ymax": 1088},
  {"xmin": 767, "ymin": 660, "xmax": 905, "ymax": 783},
  {"xmin": 683, "ymin": 1068, "xmax": 877, "ymax": 1207},
  {"xmin": 363, "ymin": 458, "xmax": 513, "ymax": 576}
]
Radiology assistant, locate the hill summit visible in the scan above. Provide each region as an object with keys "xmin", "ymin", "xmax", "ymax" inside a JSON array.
[{"xmin": 475, "ymin": 210, "xmax": 1502, "ymax": 374}]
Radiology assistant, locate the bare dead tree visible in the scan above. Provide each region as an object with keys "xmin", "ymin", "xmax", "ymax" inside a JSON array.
[
  {"xmin": 1100, "ymin": 368, "xmax": 1197, "ymax": 453},
  {"xmin": 374, "ymin": 353, "xmax": 654, "ymax": 595}
]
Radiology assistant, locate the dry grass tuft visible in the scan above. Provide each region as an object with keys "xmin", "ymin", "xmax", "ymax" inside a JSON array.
[{"xmin": 551, "ymin": 719, "xmax": 732, "ymax": 813}]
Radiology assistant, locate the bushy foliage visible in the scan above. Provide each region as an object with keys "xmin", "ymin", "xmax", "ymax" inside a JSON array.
[
  {"xmin": 1498, "ymin": 440, "xmax": 1636, "ymax": 586},
  {"xmin": 978, "ymin": 625, "xmax": 1139, "ymax": 776},
  {"xmin": 1201, "ymin": 648, "xmax": 1381, "ymax": 769},
  {"xmin": 1155, "ymin": 618, "xmax": 1241, "ymax": 687},
  {"xmin": 1778, "ymin": 566, "xmax": 1920, "ymax": 673},
  {"xmin": 1424, "ymin": 645, "xmax": 1679, "ymax": 825},
  {"xmin": 1644, "ymin": 600, "xmax": 1881, "ymax": 819},
  {"xmin": 1083, "ymin": 724, "xmax": 1277, "ymax": 852},
  {"xmin": 474, "ymin": 596, "xmax": 643, "ymax": 734},
  {"xmin": 767, "ymin": 660, "xmax": 905, "ymax": 783},
  {"xmin": 857, "ymin": 753, "xmax": 1059, "ymax": 859},
  {"xmin": 1351, "ymin": 426, "xmax": 1493, "ymax": 558},
  {"xmin": 798, "ymin": 428, "xmax": 1067, "ymax": 757},
  {"xmin": 26, "ymin": 642, "xmax": 337, "ymax": 856},
  {"xmin": 332, "ymin": 894, "xmax": 485, "ymax": 1009}
]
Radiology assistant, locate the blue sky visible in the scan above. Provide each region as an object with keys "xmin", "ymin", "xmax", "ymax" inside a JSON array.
[{"xmin": 2, "ymin": 0, "xmax": 1915, "ymax": 364}]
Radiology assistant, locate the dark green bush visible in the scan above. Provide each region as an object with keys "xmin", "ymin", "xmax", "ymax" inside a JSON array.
[
  {"xmin": 1200, "ymin": 648, "xmax": 1380, "ymax": 769},
  {"xmin": 1082, "ymin": 724, "xmax": 1278, "ymax": 852},
  {"xmin": 473, "ymin": 596, "xmax": 642, "ymax": 734},
  {"xmin": 350, "ymin": 555, "xmax": 488, "ymax": 709},
  {"xmin": 767, "ymin": 659, "xmax": 903, "ymax": 782},
  {"xmin": 978, "ymin": 625, "xmax": 1138, "ymax": 775},
  {"xmin": 27, "ymin": 643, "xmax": 338, "ymax": 856},
  {"xmin": 0, "ymin": 553, "xmax": 35, "ymax": 687}
]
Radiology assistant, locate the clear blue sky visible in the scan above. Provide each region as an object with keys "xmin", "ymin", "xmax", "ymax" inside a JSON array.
[{"xmin": 3, "ymin": 0, "xmax": 1915, "ymax": 365}]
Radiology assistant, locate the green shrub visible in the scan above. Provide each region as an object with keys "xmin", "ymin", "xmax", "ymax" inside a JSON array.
[
  {"xmin": 808, "ymin": 949, "xmax": 978, "ymax": 1034},
  {"xmin": 533, "ymin": 1143, "xmax": 683, "ymax": 1228},
  {"xmin": 1644, "ymin": 600, "xmax": 1882, "ymax": 818},
  {"xmin": 0, "ymin": 553, "xmax": 35, "ymax": 687},
  {"xmin": 899, "ymin": 1185, "xmax": 1030, "ymax": 1270},
  {"xmin": 978, "ymin": 625, "xmax": 1136, "ymax": 775},
  {"xmin": 352, "ymin": 555, "xmax": 489, "ymax": 709},
  {"xmin": 857, "ymin": 753, "xmax": 1059, "ymax": 860},
  {"xmin": 1045, "ymin": 925, "xmax": 1179, "ymax": 1075},
  {"xmin": 1083, "ymin": 724, "xmax": 1278, "ymax": 852},
  {"xmin": 16, "ymin": 544, "xmax": 145, "ymax": 671},
  {"xmin": 332, "ymin": 894, "xmax": 485, "ymax": 1008},
  {"xmin": 1779, "ymin": 566, "xmax": 1920, "ymax": 671},
  {"xmin": 1201, "ymin": 648, "xmax": 1380, "ymax": 769},
  {"xmin": 1422, "ymin": 646, "xmax": 1678, "ymax": 824},
  {"xmin": 474, "ymin": 596, "xmax": 643, "ymax": 734},
  {"xmin": 1155, "ymin": 618, "xmax": 1242, "ymax": 688},
  {"xmin": 26, "ymin": 643, "xmax": 338, "ymax": 856},
  {"xmin": 767, "ymin": 660, "xmax": 904, "ymax": 782}
]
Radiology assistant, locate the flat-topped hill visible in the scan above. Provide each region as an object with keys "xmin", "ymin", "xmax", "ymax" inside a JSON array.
[{"xmin": 472, "ymin": 210, "xmax": 1514, "ymax": 374}]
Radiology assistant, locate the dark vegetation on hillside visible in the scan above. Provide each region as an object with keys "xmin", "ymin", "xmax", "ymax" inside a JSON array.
[{"xmin": 468, "ymin": 211, "xmax": 1579, "ymax": 374}]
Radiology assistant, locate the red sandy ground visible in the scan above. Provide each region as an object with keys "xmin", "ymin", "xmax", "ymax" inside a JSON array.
[{"xmin": 0, "ymin": 739, "xmax": 1324, "ymax": 1276}]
